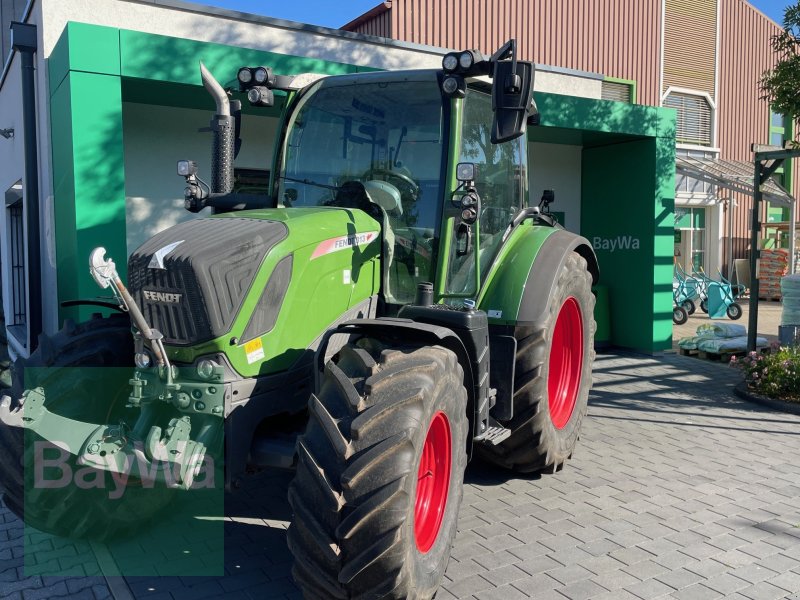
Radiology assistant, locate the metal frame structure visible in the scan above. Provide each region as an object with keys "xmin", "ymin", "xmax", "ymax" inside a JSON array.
[{"xmin": 749, "ymin": 146, "xmax": 800, "ymax": 351}]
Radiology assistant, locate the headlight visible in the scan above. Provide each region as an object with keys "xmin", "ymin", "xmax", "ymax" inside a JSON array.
[
  {"xmin": 197, "ymin": 359, "xmax": 218, "ymax": 380},
  {"xmin": 135, "ymin": 351, "xmax": 152, "ymax": 369}
]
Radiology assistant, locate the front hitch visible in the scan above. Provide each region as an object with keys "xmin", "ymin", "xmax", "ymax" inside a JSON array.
[{"xmin": 0, "ymin": 387, "xmax": 209, "ymax": 490}]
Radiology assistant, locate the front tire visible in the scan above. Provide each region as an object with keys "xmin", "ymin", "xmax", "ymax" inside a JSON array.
[
  {"xmin": 287, "ymin": 340, "xmax": 468, "ymax": 600},
  {"xmin": 478, "ymin": 252, "xmax": 595, "ymax": 473},
  {"xmin": 682, "ymin": 299, "xmax": 696, "ymax": 315},
  {"xmin": 673, "ymin": 306, "xmax": 689, "ymax": 325}
]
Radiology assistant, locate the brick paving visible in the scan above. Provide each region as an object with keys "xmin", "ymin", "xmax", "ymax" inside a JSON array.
[{"xmin": 2, "ymin": 351, "xmax": 800, "ymax": 599}]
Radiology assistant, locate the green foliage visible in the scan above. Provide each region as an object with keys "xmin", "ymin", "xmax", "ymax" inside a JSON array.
[
  {"xmin": 760, "ymin": 4, "xmax": 800, "ymax": 122},
  {"xmin": 730, "ymin": 345, "xmax": 800, "ymax": 402}
]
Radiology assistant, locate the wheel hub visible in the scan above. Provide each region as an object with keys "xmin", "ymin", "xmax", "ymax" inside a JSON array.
[
  {"xmin": 414, "ymin": 411, "xmax": 451, "ymax": 553},
  {"xmin": 548, "ymin": 297, "xmax": 584, "ymax": 429}
]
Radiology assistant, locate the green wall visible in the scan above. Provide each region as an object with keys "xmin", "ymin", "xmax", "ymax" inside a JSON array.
[{"xmin": 533, "ymin": 93, "xmax": 676, "ymax": 352}]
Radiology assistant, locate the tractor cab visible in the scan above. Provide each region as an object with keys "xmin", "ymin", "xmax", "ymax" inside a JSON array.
[{"xmin": 182, "ymin": 40, "xmax": 538, "ymax": 309}]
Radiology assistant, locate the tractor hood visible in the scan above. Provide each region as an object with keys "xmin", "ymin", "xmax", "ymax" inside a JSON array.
[
  {"xmin": 127, "ymin": 208, "xmax": 383, "ymax": 372},
  {"xmin": 128, "ymin": 217, "xmax": 288, "ymax": 346}
]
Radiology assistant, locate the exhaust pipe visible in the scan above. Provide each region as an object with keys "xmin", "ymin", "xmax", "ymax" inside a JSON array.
[{"xmin": 200, "ymin": 62, "xmax": 234, "ymax": 194}]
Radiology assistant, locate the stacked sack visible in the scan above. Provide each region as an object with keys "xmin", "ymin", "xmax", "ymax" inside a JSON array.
[
  {"xmin": 678, "ymin": 323, "xmax": 768, "ymax": 354},
  {"xmin": 782, "ymin": 273, "xmax": 800, "ymax": 326},
  {"xmin": 760, "ymin": 249, "xmax": 790, "ymax": 299}
]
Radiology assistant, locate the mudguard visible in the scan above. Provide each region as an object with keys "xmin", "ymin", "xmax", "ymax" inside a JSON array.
[
  {"xmin": 517, "ymin": 229, "xmax": 599, "ymax": 326},
  {"xmin": 478, "ymin": 225, "xmax": 599, "ymax": 326}
]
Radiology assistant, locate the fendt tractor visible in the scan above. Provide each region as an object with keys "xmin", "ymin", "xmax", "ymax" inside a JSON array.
[{"xmin": 0, "ymin": 40, "xmax": 598, "ymax": 599}]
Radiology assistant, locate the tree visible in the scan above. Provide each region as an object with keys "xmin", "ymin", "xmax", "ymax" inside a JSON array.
[{"xmin": 760, "ymin": 3, "xmax": 800, "ymax": 123}]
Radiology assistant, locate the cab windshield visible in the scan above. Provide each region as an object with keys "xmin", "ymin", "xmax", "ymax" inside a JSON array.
[{"xmin": 277, "ymin": 79, "xmax": 446, "ymax": 303}]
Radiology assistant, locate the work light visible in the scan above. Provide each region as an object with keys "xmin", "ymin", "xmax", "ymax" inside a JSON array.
[
  {"xmin": 247, "ymin": 86, "xmax": 274, "ymax": 107},
  {"xmin": 237, "ymin": 67, "xmax": 253, "ymax": 85},
  {"xmin": 442, "ymin": 53, "xmax": 459, "ymax": 72},
  {"xmin": 177, "ymin": 160, "xmax": 198, "ymax": 177},
  {"xmin": 459, "ymin": 51, "xmax": 474, "ymax": 70},
  {"xmin": 253, "ymin": 67, "xmax": 269, "ymax": 84}
]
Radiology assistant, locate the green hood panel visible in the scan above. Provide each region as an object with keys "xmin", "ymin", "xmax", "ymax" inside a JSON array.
[{"xmin": 161, "ymin": 207, "xmax": 382, "ymax": 376}]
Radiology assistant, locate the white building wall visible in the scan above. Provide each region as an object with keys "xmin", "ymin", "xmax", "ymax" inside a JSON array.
[
  {"xmin": 528, "ymin": 142, "xmax": 582, "ymax": 234},
  {"xmin": 38, "ymin": 0, "xmax": 445, "ymax": 70},
  {"xmin": 122, "ymin": 102, "xmax": 276, "ymax": 255}
]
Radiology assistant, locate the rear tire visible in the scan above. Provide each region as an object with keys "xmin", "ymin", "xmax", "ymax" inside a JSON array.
[
  {"xmin": 0, "ymin": 314, "xmax": 175, "ymax": 540},
  {"xmin": 287, "ymin": 339, "xmax": 468, "ymax": 600},
  {"xmin": 727, "ymin": 302, "xmax": 743, "ymax": 320},
  {"xmin": 477, "ymin": 252, "xmax": 595, "ymax": 473},
  {"xmin": 673, "ymin": 306, "xmax": 689, "ymax": 325}
]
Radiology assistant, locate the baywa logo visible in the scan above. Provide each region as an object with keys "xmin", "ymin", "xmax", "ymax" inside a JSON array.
[
  {"xmin": 31, "ymin": 440, "xmax": 216, "ymax": 499},
  {"xmin": 593, "ymin": 235, "xmax": 640, "ymax": 252},
  {"xmin": 143, "ymin": 290, "xmax": 182, "ymax": 303}
]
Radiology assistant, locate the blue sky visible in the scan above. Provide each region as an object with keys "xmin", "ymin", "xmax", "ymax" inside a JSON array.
[{"xmin": 196, "ymin": 0, "xmax": 791, "ymax": 30}]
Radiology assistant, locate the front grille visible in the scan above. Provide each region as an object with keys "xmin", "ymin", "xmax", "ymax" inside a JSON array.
[{"xmin": 128, "ymin": 217, "xmax": 288, "ymax": 346}]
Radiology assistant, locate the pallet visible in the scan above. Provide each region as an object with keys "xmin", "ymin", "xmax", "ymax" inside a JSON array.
[
  {"xmin": 679, "ymin": 346, "xmax": 768, "ymax": 363},
  {"xmin": 758, "ymin": 296, "xmax": 782, "ymax": 302}
]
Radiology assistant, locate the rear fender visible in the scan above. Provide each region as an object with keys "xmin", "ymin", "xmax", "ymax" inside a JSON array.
[
  {"xmin": 478, "ymin": 227, "xmax": 598, "ymax": 326},
  {"xmin": 517, "ymin": 230, "xmax": 599, "ymax": 326}
]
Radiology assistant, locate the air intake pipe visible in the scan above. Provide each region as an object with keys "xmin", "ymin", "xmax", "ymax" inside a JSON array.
[{"xmin": 200, "ymin": 62, "xmax": 234, "ymax": 194}]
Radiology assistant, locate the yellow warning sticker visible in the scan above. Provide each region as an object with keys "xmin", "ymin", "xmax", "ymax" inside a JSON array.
[{"xmin": 244, "ymin": 337, "xmax": 265, "ymax": 364}]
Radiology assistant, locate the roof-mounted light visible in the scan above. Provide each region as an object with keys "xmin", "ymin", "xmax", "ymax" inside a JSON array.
[
  {"xmin": 237, "ymin": 67, "xmax": 252, "ymax": 85},
  {"xmin": 253, "ymin": 67, "xmax": 269, "ymax": 84},
  {"xmin": 247, "ymin": 86, "xmax": 274, "ymax": 107},
  {"xmin": 442, "ymin": 53, "xmax": 459, "ymax": 72},
  {"xmin": 441, "ymin": 75, "xmax": 466, "ymax": 98}
]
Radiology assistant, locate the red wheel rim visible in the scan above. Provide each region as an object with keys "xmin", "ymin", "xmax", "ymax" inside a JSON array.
[
  {"xmin": 548, "ymin": 297, "xmax": 584, "ymax": 429},
  {"xmin": 414, "ymin": 411, "xmax": 452, "ymax": 553}
]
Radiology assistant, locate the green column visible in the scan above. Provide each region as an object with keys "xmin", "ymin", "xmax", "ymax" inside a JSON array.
[{"xmin": 49, "ymin": 23, "xmax": 127, "ymax": 323}]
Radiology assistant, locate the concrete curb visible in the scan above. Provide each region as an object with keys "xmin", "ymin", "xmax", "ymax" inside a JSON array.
[{"xmin": 733, "ymin": 380, "xmax": 800, "ymax": 415}]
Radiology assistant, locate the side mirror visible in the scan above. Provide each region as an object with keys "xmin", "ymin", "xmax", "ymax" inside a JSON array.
[{"xmin": 491, "ymin": 60, "xmax": 534, "ymax": 143}]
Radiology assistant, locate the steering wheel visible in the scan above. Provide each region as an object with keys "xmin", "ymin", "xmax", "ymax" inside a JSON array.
[{"xmin": 363, "ymin": 168, "xmax": 420, "ymax": 200}]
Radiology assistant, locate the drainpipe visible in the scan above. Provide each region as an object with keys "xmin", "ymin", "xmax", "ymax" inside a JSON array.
[{"xmin": 11, "ymin": 22, "xmax": 41, "ymax": 352}]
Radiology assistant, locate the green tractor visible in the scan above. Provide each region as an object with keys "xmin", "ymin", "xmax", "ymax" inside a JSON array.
[{"xmin": 0, "ymin": 40, "xmax": 597, "ymax": 599}]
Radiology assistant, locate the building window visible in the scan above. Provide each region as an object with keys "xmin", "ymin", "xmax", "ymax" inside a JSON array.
[
  {"xmin": 5, "ymin": 181, "xmax": 26, "ymax": 346},
  {"xmin": 675, "ymin": 149, "xmax": 715, "ymax": 196},
  {"xmin": 664, "ymin": 92, "xmax": 713, "ymax": 146},
  {"xmin": 601, "ymin": 80, "xmax": 634, "ymax": 103}
]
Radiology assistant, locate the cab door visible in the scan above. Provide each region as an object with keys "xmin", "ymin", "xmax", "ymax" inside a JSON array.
[{"xmin": 439, "ymin": 85, "xmax": 528, "ymax": 299}]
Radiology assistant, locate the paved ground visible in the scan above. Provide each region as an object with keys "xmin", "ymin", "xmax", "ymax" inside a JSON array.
[{"xmin": 2, "ymin": 351, "xmax": 800, "ymax": 599}]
